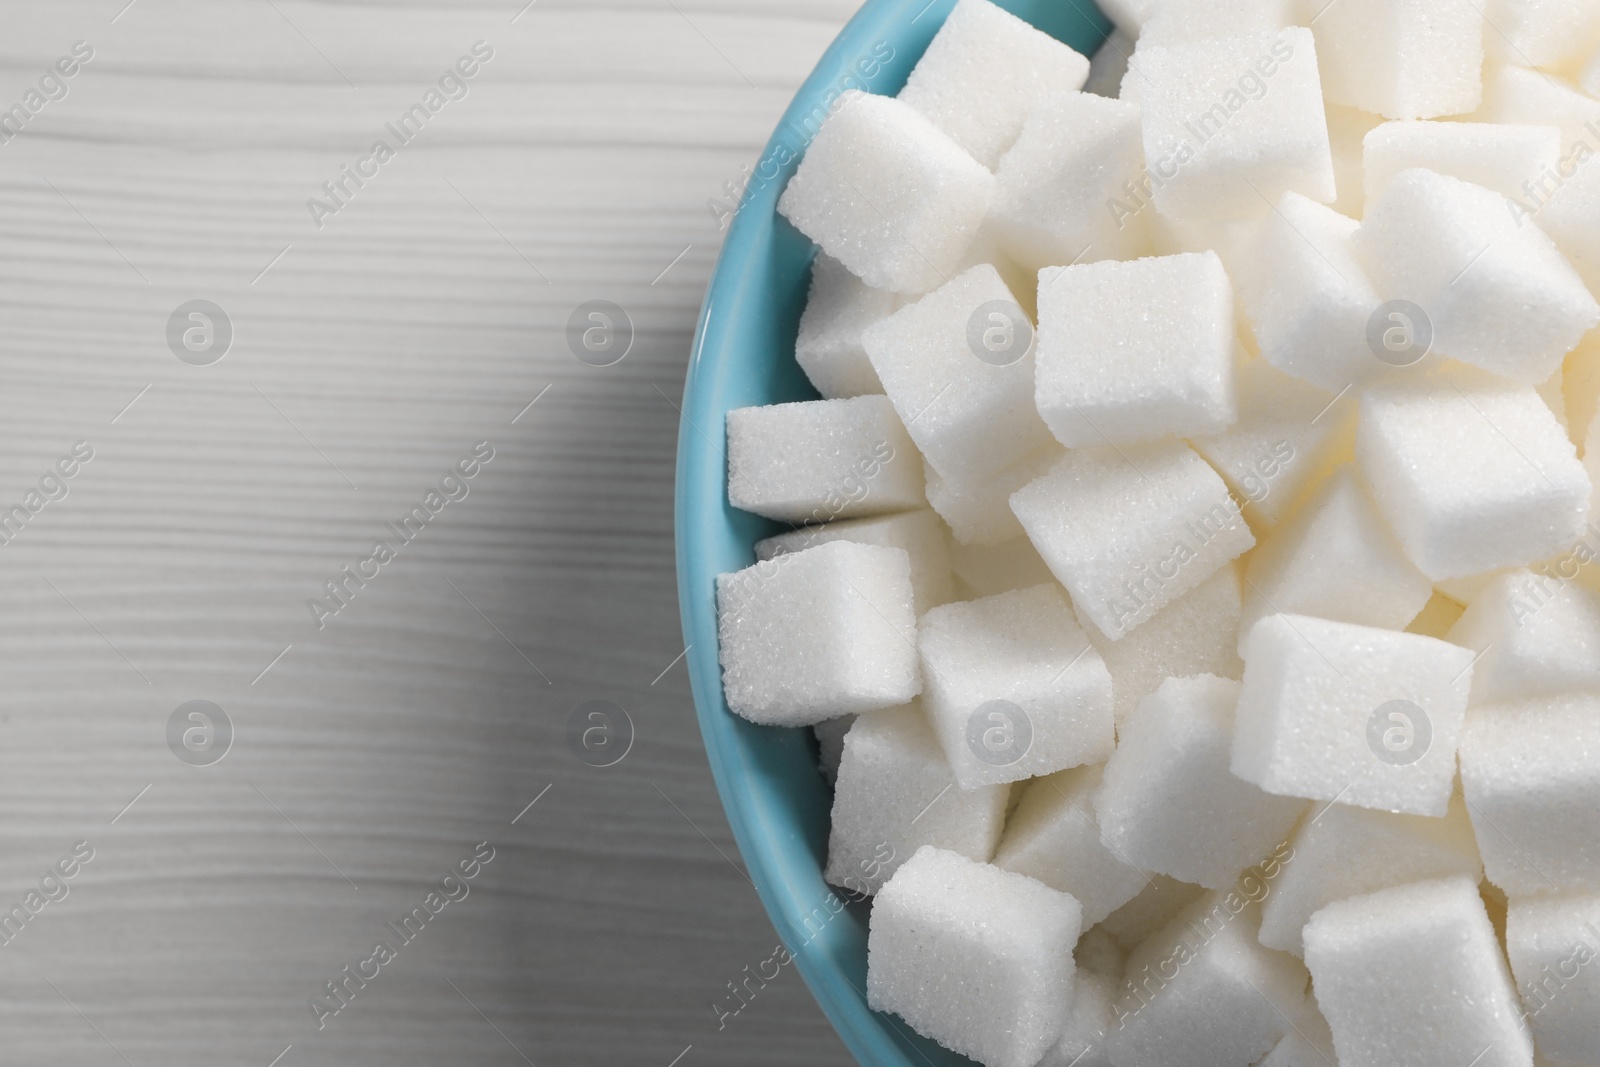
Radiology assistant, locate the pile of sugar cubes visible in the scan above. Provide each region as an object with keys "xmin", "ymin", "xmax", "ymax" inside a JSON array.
[{"xmin": 714, "ymin": 0, "xmax": 1600, "ymax": 1064}]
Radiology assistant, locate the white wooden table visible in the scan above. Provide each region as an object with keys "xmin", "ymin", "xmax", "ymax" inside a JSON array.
[{"xmin": 0, "ymin": 2, "xmax": 856, "ymax": 1063}]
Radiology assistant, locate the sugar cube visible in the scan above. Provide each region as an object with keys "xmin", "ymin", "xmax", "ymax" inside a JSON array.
[
  {"xmin": 794, "ymin": 254, "xmax": 899, "ymax": 398},
  {"xmin": 946, "ymin": 534, "xmax": 1055, "ymax": 599},
  {"xmin": 898, "ymin": 0, "xmax": 1091, "ymax": 170},
  {"xmin": 1257, "ymin": 792, "xmax": 1483, "ymax": 956},
  {"xmin": 777, "ymin": 91, "xmax": 993, "ymax": 294},
  {"xmin": 1011, "ymin": 442, "xmax": 1255, "ymax": 640},
  {"xmin": 1308, "ymin": 0, "xmax": 1484, "ymax": 119},
  {"xmin": 1538, "ymin": 147, "xmax": 1600, "ymax": 302},
  {"xmin": 756, "ymin": 508, "xmax": 955, "ymax": 615},
  {"xmin": 923, "ymin": 445, "xmax": 1062, "ymax": 546},
  {"xmin": 1459, "ymin": 693, "xmax": 1600, "ymax": 896},
  {"xmin": 716, "ymin": 541, "xmax": 920, "ymax": 725},
  {"xmin": 1238, "ymin": 468, "xmax": 1435, "ymax": 643},
  {"xmin": 1190, "ymin": 356, "xmax": 1342, "ymax": 529},
  {"xmin": 862, "ymin": 263, "xmax": 1055, "ymax": 483},
  {"xmin": 1478, "ymin": 65, "xmax": 1600, "ymax": 157},
  {"xmin": 993, "ymin": 764, "xmax": 1149, "ymax": 924},
  {"xmin": 1137, "ymin": 0, "xmax": 1291, "ymax": 47},
  {"xmin": 825, "ymin": 704, "xmax": 1008, "ymax": 895},
  {"xmin": 1505, "ymin": 890, "xmax": 1600, "ymax": 1067},
  {"xmin": 1232, "ymin": 191, "xmax": 1387, "ymax": 394},
  {"xmin": 1357, "ymin": 168, "xmax": 1600, "ymax": 385},
  {"xmin": 1488, "ymin": 0, "xmax": 1600, "ymax": 70},
  {"xmin": 1109, "ymin": 888, "xmax": 1309, "ymax": 1067},
  {"xmin": 1096, "ymin": 674, "xmax": 1308, "ymax": 891},
  {"xmin": 1100, "ymin": 873, "xmax": 1208, "ymax": 952},
  {"xmin": 1363, "ymin": 120, "xmax": 1562, "ymax": 205},
  {"xmin": 1232, "ymin": 613, "xmax": 1475, "ymax": 816},
  {"xmin": 726, "ymin": 396, "xmax": 923, "ymax": 524},
  {"xmin": 1303, "ymin": 876, "xmax": 1534, "ymax": 1067},
  {"xmin": 1035, "ymin": 252, "xmax": 1236, "ymax": 448},
  {"xmin": 867, "ymin": 845, "xmax": 1082, "ymax": 1067},
  {"xmin": 1036, "ymin": 972, "xmax": 1115, "ymax": 1067},
  {"xmin": 917, "ymin": 584, "xmax": 1115, "ymax": 789},
  {"xmin": 1083, "ymin": 563, "xmax": 1243, "ymax": 730},
  {"xmin": 1355, "ymin": 366, "xmax": 1592, "ymax": 580},
  {"xmin": 990, "ymin": 91, "xmax": 1148, "ymax": 272},
  {"xmin": 1128, "ymin": 28, "xmax": 1335, "ymax": 220},
  {"xmin": 1446, "ymin": 566, "xmax": 1600, "ymax": 704}
]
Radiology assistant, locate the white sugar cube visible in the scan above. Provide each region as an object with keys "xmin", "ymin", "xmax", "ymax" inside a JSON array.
[
  {"xmin": 1084, "ymin": 563, "xmax": 1243, "ymax": 730},
  {"xmin": 1109, "ymin": 889, "xmax": 1309, "ymax": 1067},
  {"xmin": 1363, "ymin": 120, "xmax": 1562, "ymax": 204},
  {"xmin": 923, "ymin": 445, "xmax": 1062, "ymax": 546},
  {"xmin": 1459, "ymin": 693, "xmax": 1600, "ymax": 896},
  {"xmin": 947, "ymin": 535, "xmax": 1054, "ymax": 599},
  {"xmin": 726, "ymin": 396, "xmax": 923, "ymax": 524},
  {"xmin": 867, "ymin": 846, "xmax": 1082, "ymax": 1067},
  {"xmin": 1190, "ymin": 357, "xmax": 1341, "ymax": 529},
  {"xmin": 794, "ymin": 254, "xmax": 900, "ymax": 398},
  {"xmin": 1446, "ymin": 566, "xmax": 1600, "ymax": 704},
  {"xmin": 716, "ymin": 541, "xmax": 920, "ymax": 725},
  {"xmin": 1233, "ymin": 191, "xmax": 1385, "ymax": 394},
  {"xmin": 1308, "ymin": 0, "xmax": 1484, "ymax": 119},
  {"xmin": 1144, "ymin": 205, "xmax": 1260, "ymax": 269},
  {"xmin": 1100, "ymin": 873, "xmax": 1209, "ymax": 950},
  {"xmin": 1356, "ymin": 367, "xmax": 1592, "ymax": 580},
  {"xmin": 757, "ymin": 508, "xmax": 955, "ymax": 615},
  {"xmin": 778, "ymin": 91, "xmax": 994, "ymax": 294},
  {"xmin": 918, "ymin": 584, "xmax": 1114, "ymax": 789},
  {"xmin": 990, "ymin": 91, "xmax": 1148, "ymax": 272},
  {"xmin": 1478, "ymin": 65, "xmax": 1600, "ymax": 157},
  {"xmin": 1138, "ymin": 0, "xmax": 1290, "ymax": 47},
  {"xmin": 898, "ymin": 0, "xmax": 1091, "ymax": 170},
  {"xmin": 1357, "ymin": 168, "xmax": 1600, "ymax": 386},
  {"xmin": 993, "ymin": 764, "xmax": 1148, "ymax": 924},
  {"xmin": 1257, "ymin": 793, "xmax": 1482, "ymax": 956},
  {"xmin": 1239, "ymin": 468, "xmax": 1434, "ymax": 644},
  {"xmin": 1232, "ymin": 614, "xmax": 1475, "ymax": 816},
  {"xmin": 1505, "ymin": 891, "xmax": 1600, "ymax": 1067},
  {"xmin": 862, "ymin": 263, "xmax": 1055, "ymax": 483},
  {"xmin": 1303, "ymin": 877, "xmax": 1534, "ymax": 1067},
  {"xmin": 1129, "ymin": 28, "xmax": 1335, "ymax": 220},
  {"xmin": 1011, "ymin": 442, "xmax": 1255, "ymax": 640},
  {"xmin": 1035, "ymin": 252, "xmax": 1236, "ymax": 448},
  {"xmin": 1539, "ymin": 148, "xmax": 1600, "ymax": 302},
  {"xmin": 1487, "ymin": 0, "xmax": 1600, "ymax": 70},
  {"xmin": 825, "ymin": 704, "xmax": 1008, "ymax": 896},
  {"xmin": 1096, "ymin": 675, "xmax": 1307, "ymax": 891},
  {"xmin": 1036, "ymin": 972, "xmax": 1115, "ymax": 1067},
  {"xmin": 813, "ymin": 714, "xmax": 854, "ymax": 785}
]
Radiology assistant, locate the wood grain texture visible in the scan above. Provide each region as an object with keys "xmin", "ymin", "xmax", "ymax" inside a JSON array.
[{"xmin": 0, "ymin": 2, "xmax": 858, "ymax": 1064}]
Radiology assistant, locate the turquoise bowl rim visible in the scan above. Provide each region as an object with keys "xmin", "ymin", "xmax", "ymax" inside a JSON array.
[{"xmin": 672, "ymin": 2, "xmax": 1112, "ymax": 1063}]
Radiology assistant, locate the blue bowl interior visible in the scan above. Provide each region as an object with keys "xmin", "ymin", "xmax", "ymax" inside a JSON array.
[{"xmin": 674, "ymin": 3, "xmax": 1112, "ymax": 1063}]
